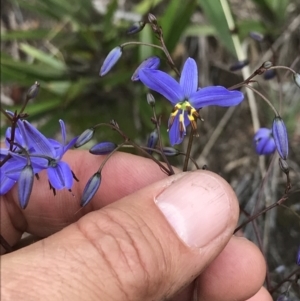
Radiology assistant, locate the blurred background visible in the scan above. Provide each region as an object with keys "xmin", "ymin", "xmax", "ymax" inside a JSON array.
[{"xmin": 1, "ymin": 0, "xmax": 300, "ymax": 298}]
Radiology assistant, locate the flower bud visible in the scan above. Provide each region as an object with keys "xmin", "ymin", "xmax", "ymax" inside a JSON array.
[
  {"xmin": 263, "ymin": 69, "xmax": 276, "ymax": 80},
  {"xmin": 110, "ymin": 119, "xmax": 120, "ymax": 129},
  {"xmin": 297, "ymin": 246, "xmax": 300, "ymax": 266},
  {"xmin": 81, "ymin": 172, "xmax": 101, "ymax": 207},
  {"xmin": 146, "ymin": 129, "xmax": 158, "ymax": 153},
  {"xmin": 75, "ymin": 128, "xmax": 95, "ymax": 148},
  {"xmin": 162, "ymin": 147, "xmax": 180, "ymax": 157},
  {"xmin": 127, "ymin": 21, "xmax": 145, "ymax": 35},
  {"xmin": 89, "ymin": 141, "xmax": 117, "ymax": 155},
  {"xmin": 100, "ymin": 46, "xmax": 123, "ymax": 76},
  {"xmin": 146, "ymin": 93, "xmax": 155, "ymax": 106},
  {"xmin": 229, "ymin": 59, "xmax": 249, "ymax": 71},
  {"xmin": 262, "ymin": 61, "xmax": 273, "ymax": 69},
  {"xmin": 148, "ymin": 13, "xmax": 157, "ymax": 24},
  {"xmin": 26, "ymin": 81, "xmax": 40, "ymax": 99},
  {"xmin": 293, "ymin": 73, "xmax": 300, "ymax": 88},
  {"xmin": 131, "ymin": 56, "xmax": 160, "ymax": 81},
  {"xmin": 249, "ymin": 31, "xmax": 264, "ymax": 42},
  {"xmin": 278, "ymin": 158, "xmax": 289, "ymax": 173},
  {"xmin": 272, "ymin": 116, "xmax": 288, "ymax": 160},
  {"xmin": 253, "ymin": 128, "xmax": 276, "ymax": 155},
  {"xmin": 18, "ymin": 164, "xmax": 34, "ymax": 209}
]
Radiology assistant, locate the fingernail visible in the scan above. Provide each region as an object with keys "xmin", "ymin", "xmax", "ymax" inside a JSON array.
[{"xmin": 155, "ymin": 171, "xmax": 232, "ymax": 248}]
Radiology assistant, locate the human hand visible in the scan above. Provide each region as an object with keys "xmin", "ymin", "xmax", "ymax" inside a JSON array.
[{"xmin": 1, "ymin": 151, "xmax": 272, "ymax": 301}]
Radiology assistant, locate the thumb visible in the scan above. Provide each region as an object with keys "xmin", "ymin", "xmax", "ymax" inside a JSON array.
[{"xmin": 2, "ymin": 170, "xmax": 239, "ymax": 301}]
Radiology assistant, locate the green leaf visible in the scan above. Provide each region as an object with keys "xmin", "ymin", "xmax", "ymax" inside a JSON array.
[
  {"xmin": 19, "ymin": 43, "xmax": 67, "ymax": 71},
  {"xmin": 197, "ymin": 0, "xmax": 236, "ymax": 55},
  {"xmin": 1, "ymin": 29, "xmax": 50, "ymax": 41},
  {"xmin": 161, "ymin": 0, "xmax": 197, "ymax": 52}
]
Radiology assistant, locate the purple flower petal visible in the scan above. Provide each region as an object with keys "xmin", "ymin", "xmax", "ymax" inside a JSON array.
[
  {"xmin": 168, "ymin": 111, "xmax": 190, "ymax": 146},
  {"xmin": 100, "ymin": 46, "xmax": 122, "ymax": 76},
  {"xmin": 272, "ymin": 116, "xmax": 288, "ymax": 160},
  {"xmin": 253, "ymin": 128, "xmax": 276, "ymax": 155},
  {"xmin": 23, "ymin": 120, "xmax": 55, "ymax": 158},
  {"xmin": 47, "ymin": 161, "xmax": 73, "ymax": 190},
  {"xmin": 189, "ymin": 86, "xmax": 244, "ymax": 108},
  {"xmin": 139, "ymin": 69, "xmax": 184, "ymax": 105},
  {"xmin": 179, "ymin": 58, "xmax": 198, "ymax": 98},
  {"xmin": 0, "ymin": 173, "xmax": 16, "ymax": 195}
]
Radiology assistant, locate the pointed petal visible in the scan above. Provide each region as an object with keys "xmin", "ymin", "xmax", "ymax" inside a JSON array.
[
  {"xmin": 18, "ymin": 165, "xmax": 34, "ymax": 209},
  {"xmin": 189, "ymin": 86, "xmax": 244, "ymax": 108},
  {"xmin": 139, "ymin": 69, "xmax": 184, "ymax": 105},
  {"xmin": 23, "ymin": 120, "xmax": 55, "ymax": 157},
  {"xmin": 272, "ymin": 116, "xmax": 288, "ymax": 160},
  {"xmin": 253, "ymin": 128, "xmax": 276, "ymax": 155},
  {"xmin": 47, "ymin": 161, "xmax": 73, "ymax": 190},
  {"xmin": 179, "ymin": 58, "xmax": 198, "ymax": 98},
  {"xmin": 81, "ymin": 172, "xmax": 101, "ymax": 207},
  {"xmin": 0, "ymin": 172, "xmax": 16, "ymax": 195},
  {"xmin": 100, "ymin": 46, "xmax": 123, "ymax": 76},
  {"xmin": 168, "ymin": 112, "xmax": 190, "ymax": 146}
]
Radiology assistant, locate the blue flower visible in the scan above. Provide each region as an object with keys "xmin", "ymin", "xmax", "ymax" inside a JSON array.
[
  {"xmin": 139, "ymin": 57, "xmax": 244, "ymax": 145},
  {"xmin": 253, "ymin": 128, "xmax": 276, "ymax": 155},
  {"xmin": 22, "ymin": 119, "xmax": 77, "ymax": 190}
]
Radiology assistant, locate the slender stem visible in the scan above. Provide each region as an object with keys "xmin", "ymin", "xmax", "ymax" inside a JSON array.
[
  {"xmin": 121, "ymin": 41, "xmax": 164, "ymax": 52},
  {"xmin": 183, "ymin": 131, "xmax": 194, "ymax": 171},
  {"xmin": 244, "ymin": 84, "xmax": 279, "ymax": 116},
  {"xmin": 234, "ymin": 195, "xmax": 288, "ymax": 233},
  {"xmin": 269, "ymin": 65, "xmax": 296, "ymax": 75},
  {"xmin": 97, "ymin": 143, "xmax": 126, "ymax": 173},
  {"xmin": 152, "ymin": 107, "xmax": 174, "ymax": 175},
  {"xmin": 269, "ymin": 267, "xmax": 300, "ymax": 293},
  {"xmin": 178, "ymin": 152, "xmax": 200, "ymax": 169}
]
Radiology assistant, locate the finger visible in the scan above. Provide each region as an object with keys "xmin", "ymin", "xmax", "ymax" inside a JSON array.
[
  {"xmin": 2, "ymin": 170, "xmax": 239, "ymax": 301},
  {"xmin": 0, "ymin": 150, "xmax": 172, "ymax": 249},
  {"xmin": 197, "ymin": 236, "xmax": 266, "ymax": 301},
  {"xmin": 245, "ymin": 287, "xmax": 273, "ymax": 301}
]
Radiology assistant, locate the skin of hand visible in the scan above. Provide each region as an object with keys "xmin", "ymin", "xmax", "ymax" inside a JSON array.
[{"xmin": 1, "ymin": 150, "xmax": 273, "ymax": 301}]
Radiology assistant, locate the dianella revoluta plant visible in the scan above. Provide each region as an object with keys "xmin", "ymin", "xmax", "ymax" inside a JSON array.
[{"xmin": 1, "ymin": 12, "xmax": 299, "ymax": 298}]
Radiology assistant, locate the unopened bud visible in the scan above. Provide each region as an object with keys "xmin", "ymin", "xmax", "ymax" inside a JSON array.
[
  {"xmin": 127, "ymin": 21, "xmax": 145, "ymax": 35},
  {"xmin": 229, "ymin": 59, "xmax": 249, "ymax": 71},
  {"xmin": 293, "ymin": 73, "xmax": 300, "ymax": 88},
  {"xmin": 89, "ymin": 141, "xmax": 117, "ymax": 155},
  {"xmin": 263, "ymin": 61, "xmax": 273, "ymax": 69},
  {"xmin": 26, "ymin": 81, "xmax": 40, "ymax": 99},
  {"xmin": 18, "ymin": 164, "xmax": 34, "ymax": 209},
  {"xmin": 81, "ymin": 172, "xmax": 101, "ymax": 207},
  {"xmin": 263, "ymin": 69, "xmax": 276, "ymax": 80},
  {"xmin": 249, "ymin": 31, "xmax": 264, "ymax": 42},
  {"xmin": 110, "ymin": 119, "xmax": 119, "ymax": 129},
  {"xmin": 100, "ymin": 46, "xmax": 123, "ymax": 76},
  {"xmin": 162, "ymin": 147, "xmax": 179, "ymax": 157},
  {"xmin": 297, "ymin": 246, "xmax": 300, "ymax": 266},
  {"xmin": 147, "ymin": 130, "xmax": 158, "ymax": 153},
  {"xmin": 147, "ymin": 93, "xmax": 155, "ymax": 106},
  {"xmin": 75, "ymin": 128, "xmax": 95, "ymax": 148},
  {"xmin": 148, "ymin": 13, "xmax": 157, "ymax": 24},
  {"xmin": 279, "ymin": 158, "xmax": 289, "ymax": 173},
  {"xmin": 272, "ymin": 116, "xmax": 288, "ymax": 160}
]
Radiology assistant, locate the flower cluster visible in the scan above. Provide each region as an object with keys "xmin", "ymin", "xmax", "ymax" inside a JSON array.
[{"xmin": 0, "ymin": 114, "xmax": 76, "ymax": 208}]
